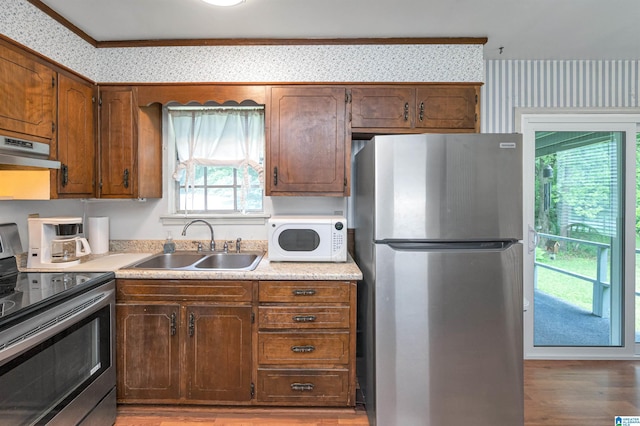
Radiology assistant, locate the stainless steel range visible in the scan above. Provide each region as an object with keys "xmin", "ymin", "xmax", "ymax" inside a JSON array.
[{"xmin": 0, "ymin": 223, "xmax": 116, "ymax": 426}]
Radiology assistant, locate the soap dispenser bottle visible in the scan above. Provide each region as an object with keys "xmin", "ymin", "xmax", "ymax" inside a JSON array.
[{"xmin": 163, "ymin": 232, "xmax": 176, "ymax": 253}]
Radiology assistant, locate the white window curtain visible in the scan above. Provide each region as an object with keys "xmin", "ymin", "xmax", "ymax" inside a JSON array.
[{"xmin": 167, "ymin": 106, "xmax": 265, "ymax": 211}]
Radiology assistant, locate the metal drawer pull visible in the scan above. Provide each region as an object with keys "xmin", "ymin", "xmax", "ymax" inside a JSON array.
[
  {"xmin": 290, "ymin": 383, "xmax": 315, "ymax": 392},
  {"xmin": 292, "ymin": 289, "xmax": 317, "ymax": 296},
  {"xmin": 292, "ymin": 315, "xmax": 316, "ymax": 322},
  {"xmin": 291, "ymin": 345, "xmax": 316, "ymax": 353}
]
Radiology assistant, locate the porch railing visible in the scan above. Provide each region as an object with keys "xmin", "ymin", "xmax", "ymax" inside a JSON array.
[{"xmin": 535, "ymin": 232, "xmax": 610, "ymax": 317}]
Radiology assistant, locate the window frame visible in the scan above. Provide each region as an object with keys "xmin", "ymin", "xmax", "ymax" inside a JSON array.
[
  {"xmin": 517, "ymin": 108, "xmax": 640, "ymax": 359},
  {"xmin": 161, "ymin": 103, "xmax": 270, "ymax": 225}
]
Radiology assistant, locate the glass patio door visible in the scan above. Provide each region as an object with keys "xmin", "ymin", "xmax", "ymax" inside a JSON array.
[
  {"xmin": 521, "ymin": 113, "xmax": 639, "ymax": 358},
  {"xmin": 533, "ymin": 130, "xmax": 623, "ymax": 347}
]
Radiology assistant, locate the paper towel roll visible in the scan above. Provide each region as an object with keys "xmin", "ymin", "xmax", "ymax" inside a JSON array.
[{"xmin": 87, "ymin": 216, "xmax": 110, "ymax": 254}]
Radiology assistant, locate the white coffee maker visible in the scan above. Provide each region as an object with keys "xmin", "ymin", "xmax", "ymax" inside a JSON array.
[{"xmin": 27, "ymin": 217, "xmax": 92, "ymax": 268}]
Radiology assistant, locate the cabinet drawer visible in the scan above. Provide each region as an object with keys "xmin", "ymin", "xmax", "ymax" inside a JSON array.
[
  {"xmin": 259, "ymin": 281, "xmax": 350, "ymax": 303},
  {"xmin": 258, "ymin": 332, "xmax": 350, "ymax": 365},
  {"xmin": 258, "ymin": 306, "xmax": 349, "ymax": 329},
  {"xmin": 117, "ymin": 279, "xmax": 253, "ymax": 302},
  {"xmin": 257, "ymin": 368, "xmax": 349, "ymax": 405}
]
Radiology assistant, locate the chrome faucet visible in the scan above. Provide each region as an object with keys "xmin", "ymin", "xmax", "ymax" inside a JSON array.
[{"xmin": 181, "ymin": 220, "xmax": 215, "ymax": 251}]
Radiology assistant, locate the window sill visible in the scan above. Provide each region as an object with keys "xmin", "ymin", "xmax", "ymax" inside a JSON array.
[{"xmin": 160, "ymin": 213, "xmax": 270, "ymax": 226}]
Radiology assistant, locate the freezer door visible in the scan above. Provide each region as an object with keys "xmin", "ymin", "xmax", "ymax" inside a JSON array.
[
  {"xmin": 372, "ymin": 242, "xmax": 523, "ymax": 426},
  {"xmin": 369, "ymin": 133, "xmax": 522, "ymax": 241}
]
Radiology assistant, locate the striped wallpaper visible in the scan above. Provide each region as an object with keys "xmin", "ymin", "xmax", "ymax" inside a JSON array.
[{"xmin": 482, "ymin": 60, "xmax": 640, "ymax": 133}]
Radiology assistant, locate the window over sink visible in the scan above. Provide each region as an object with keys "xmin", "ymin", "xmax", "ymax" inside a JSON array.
[{"xmin": 166, "ymin": 104, "xmax": 265, "ymax": 215}]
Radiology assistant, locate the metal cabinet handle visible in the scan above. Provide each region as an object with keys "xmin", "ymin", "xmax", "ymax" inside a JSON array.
[
  {"xmin": 291, "ymin": 345, "xmax": 316, "ymax": 353},
  {"xmin": 123, "ymin": 168, "xmax": 130, "ymax": 188},
  {"xmin": 419, "ymin": 102, "xmax": 425, "ymax": 122},
  {"xmin": 61, "ymin": 164, "xmax": 68, "ymax": 187},
  {"xmin": 404, "ymin": 102, "xmax": 409, "ymax": 121},
  {"xmin": 273, "ymin": 167, "xmax": 278, "ymax": 186},
  {"xmin": 188, "ymin": 312, "xmax": 195, "ymax": 336},
  {"xmin": 290, "ymin": 383, "xmax": 315, "ymax": 392},
  {"xmin": 170, "ymin": 312, "xmax": 177, "ymax": 336},
  {"xmin": 292, "ymin": 289, "xmax": 317, "ymax": 296},
  {"xmin": 292, "ymin": 315, "xmax": 316, "ymax": 323}
]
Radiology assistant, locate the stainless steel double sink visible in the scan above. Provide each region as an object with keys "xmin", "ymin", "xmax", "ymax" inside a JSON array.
[{"xmin": 130, "ymin": 250, "xmax": 264, "ymax": 271}]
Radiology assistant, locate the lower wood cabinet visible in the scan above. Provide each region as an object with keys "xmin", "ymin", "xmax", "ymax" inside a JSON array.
[
  {"xmin": 116, "ymin": 279, "xmax": 254, "ymax": 404},
  {"xmin": 115, "ymin": 278, "xmax": 356, "ymax": 407},
  {"xmin": 256, "ymin": 280, "xmax": 357, "ymax": 407}
]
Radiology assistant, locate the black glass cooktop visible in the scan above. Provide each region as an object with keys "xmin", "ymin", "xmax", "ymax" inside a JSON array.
[{"xmin": 0, "ymin": 256, "xmax": 114, "ymax": 328}]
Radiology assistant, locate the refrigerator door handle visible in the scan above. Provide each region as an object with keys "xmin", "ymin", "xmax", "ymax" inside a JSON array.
[
  {"xmin": 384, "ymin": 241, "xmax": 514, "ymax": 251},
  {"xmin": 527, "ymin": 225, "xmax": 538, "ymax": 254}
]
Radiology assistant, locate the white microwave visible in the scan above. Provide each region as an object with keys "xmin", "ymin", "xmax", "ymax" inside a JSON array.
[{"xmin": 267, "ymin": 215, "xmax": 347, "ymax": 262}]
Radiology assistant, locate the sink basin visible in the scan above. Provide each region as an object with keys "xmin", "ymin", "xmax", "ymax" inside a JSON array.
[
  {"xmin": 131, "ymin": 252, "xmax": 208, "ymax": 269},
  {"xmin": 130, "ymin": 250, "xmax": 264, "ymax": 271},
  {"xmin": 193, "ymin": 252, "xmax": 261, "ymax": 270}
]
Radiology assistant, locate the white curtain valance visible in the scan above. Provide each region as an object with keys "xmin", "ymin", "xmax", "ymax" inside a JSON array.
[{"xmin": 168, "ymin": 107, "xmax": 265, "ymax": 187}]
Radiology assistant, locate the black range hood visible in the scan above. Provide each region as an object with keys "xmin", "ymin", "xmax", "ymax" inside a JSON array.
[{"xmin": 0, "ymin": 135, "xmax": 60, "ymax": 170}]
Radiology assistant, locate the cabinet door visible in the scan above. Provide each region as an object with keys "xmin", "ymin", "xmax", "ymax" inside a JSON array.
[
  {"xmin": 99, "ymin": 87, "xmax": 136, "ymax": 198},
  {"xmin": 0, "ymin": 41, "xmax": 55, "ymax": 140},
  {"xmin": 57, "ymin": 74, "xmax": 95, "ymax": 197},
  {"xmin": 269, "ymin": 87, "xmax": 347, "ymax": 195},
  {"xmin": 416, "ymin": 85, "xmax": 478, "ymax": 130},
  {"xmin": 351, "ymin": 87, "xmax": 414, "ymax": 128},
  {"xmin": 185, "ymin": 305, "xmax": 253, "ymax": 402},
  {"xmin": 116, "ymin": 303, "xmax": 181, "ymax": 401}
]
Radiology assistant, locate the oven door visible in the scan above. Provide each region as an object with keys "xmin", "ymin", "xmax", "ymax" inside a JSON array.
[{"xmin": 0, "ymin": 280, "xmax": 115, "ymax": 426}]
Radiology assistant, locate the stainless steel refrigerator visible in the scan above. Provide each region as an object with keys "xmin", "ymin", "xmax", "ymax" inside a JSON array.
[{"xmin": 354, "ymin": 133, "xmax": 523, "ymax": 426}]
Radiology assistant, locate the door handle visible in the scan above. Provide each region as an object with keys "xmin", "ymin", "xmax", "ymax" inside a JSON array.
[
  {"xmin": 528, "ymin": 225, "xmax": 538, "ymax": 254},
  {"xmin": 188, "ymin": 312, "xmax": 195, "ymax": 336},
  {"xmin": 170, "ymin": 312, "xmax": 177, "ymax": 336},
  {"xmin": 61, "ymin": 164, "xmax": 69, "ymax": 187}
]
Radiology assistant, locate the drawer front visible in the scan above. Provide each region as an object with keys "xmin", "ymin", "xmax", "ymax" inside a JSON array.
[
  {"xmin": 258, "ymin": 306, "xmax": 350, "ymax": 329},
  {"xmin": 258, "ymin": 332, "xmax": 350, "ymax": 365},
  {"xmin": 257, "ymin": 369, "xmax": 349, "ymax": 405},
  {"xmin": 259, "ymin": 281, "xmax": 350, "ymax": 303},
  {"xmin": 117, "ymin": 279, "xmax": 254, "ymax": 302}
]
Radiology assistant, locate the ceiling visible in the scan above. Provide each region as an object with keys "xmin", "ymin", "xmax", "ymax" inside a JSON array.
[{"xmin": 32, "ymin": 0, "xmax": 640, "ymax": 60}]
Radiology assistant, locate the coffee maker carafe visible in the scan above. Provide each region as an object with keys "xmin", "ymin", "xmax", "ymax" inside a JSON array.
[{"xmin": 27, "ymin": 217, "xmax": 92, "ymax": 268}]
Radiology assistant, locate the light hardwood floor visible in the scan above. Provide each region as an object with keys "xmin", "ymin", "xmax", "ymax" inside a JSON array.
[{"xmin": 115, "ymin": 360, "xmax": 640, "ymax": 426}]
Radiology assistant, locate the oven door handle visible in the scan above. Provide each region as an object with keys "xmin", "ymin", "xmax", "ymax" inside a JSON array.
[{"xmin": 0, "ymin": 281, "xmax": 115, "ymax": 366}]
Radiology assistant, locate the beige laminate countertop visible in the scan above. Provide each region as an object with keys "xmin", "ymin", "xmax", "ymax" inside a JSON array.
[{"xmin": 21, "ymin": 251, "xmax": 363, "ymax": 281}]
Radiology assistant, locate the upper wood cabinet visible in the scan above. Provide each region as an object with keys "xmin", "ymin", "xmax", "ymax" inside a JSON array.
[
  {"xmin": 55, "ymin": 73, "xmax": 96, "ymax": 198},
  {"xmin": 268, "ymin": 86, "xmax": 349, "ymax": 196},
  {"xmin": 350, "ymin": 84, "xmax": 480, "ymax": 133},
  {"xmin": 351, "ymin": 87, "xmax": 414, "ymax": 129},
  {"xmin": 98, "ymin": 86, "xmax": 162, "ymax": 199},
  {"xmin": 415, "ymin": 85, "xmax": 478, "ymax": 130},
  {"xmin": 0, "ymin": 40, "xmax": 55, "ymax": 141}
]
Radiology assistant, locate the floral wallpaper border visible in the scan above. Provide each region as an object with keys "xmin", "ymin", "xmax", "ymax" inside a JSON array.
[{"xmin": 3, "ymin": 0, "xmax": 484, "ymax": 83}]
